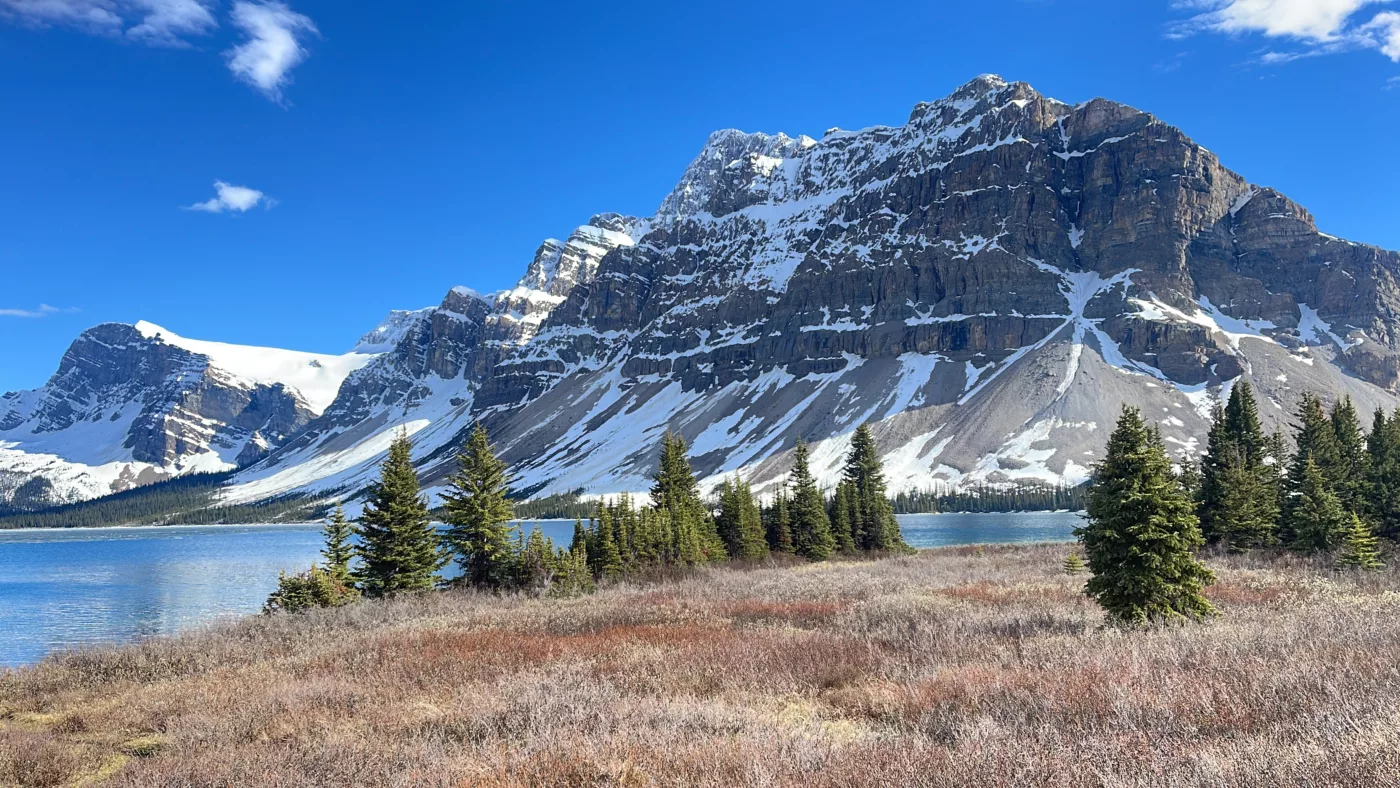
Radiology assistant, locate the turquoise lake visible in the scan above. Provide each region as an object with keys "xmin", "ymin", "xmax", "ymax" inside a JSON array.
[{"xmin": 0, "ymin": 511, "xmax": 1079, "ymax": 667}]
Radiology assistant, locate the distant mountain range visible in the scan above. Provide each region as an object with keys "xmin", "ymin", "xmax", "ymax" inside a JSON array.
[{"xmin": 5, "ymin": 74, "xmax": 1400, "ymax": 514}]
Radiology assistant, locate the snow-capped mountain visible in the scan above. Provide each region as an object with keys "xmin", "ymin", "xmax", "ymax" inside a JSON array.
[
  {"xmin": 0, "ymin": 321, "xmax": 386, "ymax": 509},
  {"xmin": 14, "ymin": 75, "xmax": 1400, "ymax": 513}
]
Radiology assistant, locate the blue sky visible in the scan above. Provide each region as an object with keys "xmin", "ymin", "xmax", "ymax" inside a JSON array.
[{"xmin": 2, "ymin": 0, "xmax": 1398, "ymax": 393}]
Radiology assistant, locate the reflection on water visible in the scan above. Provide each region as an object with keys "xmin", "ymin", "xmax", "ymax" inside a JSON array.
[{"xmin": 0, "ymin": 512, "xmax": 1080, "ymax": 667}]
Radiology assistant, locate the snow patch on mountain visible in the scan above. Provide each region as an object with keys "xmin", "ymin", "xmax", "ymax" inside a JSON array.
[{"xmin": 134, "ymin": 321, "xmax": 375, "ymax": 414}]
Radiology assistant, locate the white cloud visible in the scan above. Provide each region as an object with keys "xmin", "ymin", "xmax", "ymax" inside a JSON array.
[
  {"xmin": 1175, "ymin": 0, "xmax": 1400, "ymax": 66},
  {"xmin": 225, "ymin": 1, "xmax": 317, "ymax": 102},
  {"xmin": 0, "ymin": 304, "xmax": 67, "ymax": 318},
  {"xmin": 1181, "ymin": 0, "xmax": 1388, "ymax": 40},
  {"xmin": 1361, "ymin": 11, "xmax": 1400, "ymax": 59},
  {"xmin": 186, "ymin": 180, "xmax": 275, "ymax": 213},
  {"xmin": 0, "ymin": 0, "xmax": 215, "ymax": 45},
  {"xmin": 126, "ymin": 0, "xmax": 215, "ymax": 45}
]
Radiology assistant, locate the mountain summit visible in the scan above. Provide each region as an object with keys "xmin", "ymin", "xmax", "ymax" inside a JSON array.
[{"xmin": 7, "ymin": 76, "xmax": 1400, "ymax": 512}]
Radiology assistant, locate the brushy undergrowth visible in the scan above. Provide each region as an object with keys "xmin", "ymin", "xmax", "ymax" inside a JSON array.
[{"xmin": 3, "ymin": 545, "xmax": 1399, "ymax": 786}]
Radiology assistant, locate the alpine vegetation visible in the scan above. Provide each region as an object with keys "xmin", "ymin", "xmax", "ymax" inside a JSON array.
[
  {"xmin": 1077, "ymin": 406, "xmax": 1216, "ymax": 626},
  {"xmin": 11, "ymin": 78, "xmax": 1400, "ymax": 523},
  {"xmin": 352, "ymin": 429, "xmax": 449, "ymax": 596},
  {"xmin": 265, "ymin": 422, "xmax": 915, "ymax": 612},
  {"xmin": 1185, "ymin": 383, "xmax": 1394, "ymax": 568}
]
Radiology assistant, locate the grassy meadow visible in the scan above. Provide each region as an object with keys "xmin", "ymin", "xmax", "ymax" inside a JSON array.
[{"xmin": 2, "ymin": 544, "xmax": 1399, "ymax": 786}]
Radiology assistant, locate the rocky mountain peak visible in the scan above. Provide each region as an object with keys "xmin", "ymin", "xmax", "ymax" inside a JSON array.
[
  {"xmin": 15, "ymin": 76, "xmax": 1400, "ymax": 517},
  {"xmin": 655, "ymin": 128, "xmax": 817, "ymax": 222},
  {"xmin": 353, "ymin": 308, "xmax": 433, "ymax": 355},
  {"xmin": 516, "ymin": 215, "xmax": 642, "ymax": 298}
]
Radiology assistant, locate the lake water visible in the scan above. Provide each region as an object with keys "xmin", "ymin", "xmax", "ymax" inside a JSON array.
[{"xmin": 0, "ymin": 512, "xmax": 1079, "ymax": 668}]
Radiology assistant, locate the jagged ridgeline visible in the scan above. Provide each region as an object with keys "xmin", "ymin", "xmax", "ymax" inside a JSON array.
[{"xmin": 5, "ymin": 74, "xmax": 1400, "ymax": 516}]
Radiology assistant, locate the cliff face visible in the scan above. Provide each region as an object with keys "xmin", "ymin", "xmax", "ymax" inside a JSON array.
[
  {"xmin": 16, "ymin": 75, "xmax": 1400, "ymax": 511},
  {"xmin": 0, "ymin": 322, "xmax": 380, "ymax": 508},
  {"xmin": 224, "ymin": 76, "xmax": 1400, "ymax": 507}
]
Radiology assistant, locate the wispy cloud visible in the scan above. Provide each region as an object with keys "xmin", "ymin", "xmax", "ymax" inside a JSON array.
[
  {"xmin": 0, "ymin": 0, "xmax": 215, "ymax": 46},
  {"xmin": 1, "ymin": 0, "xmax": 319, "ymax": 98},
  {"xmin": 1362, "ymin": 11, "xmax": 1400, "ymax": 59},
  {"xmin": 1172, "ymin": 0, "xmax": 1400, "ymax": 66},
  {"xmin": 226, "ymin": 1, "xmax": 317, "ymax": 102},
  {"xmin": 0, "ymin": 304, "xmax": 74, "ymax": 318},
  {"xmin": 186, "ymin": 180, "xmax": 275, "ymax": 213},
  {"xmin": 126, "ymin": 0, "xmax": 216, "ymax": 45}
]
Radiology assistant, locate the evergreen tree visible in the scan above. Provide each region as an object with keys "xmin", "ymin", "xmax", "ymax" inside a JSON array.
[
  {"xmin": 551, "ymin": 546, "xmax": 595, "ymax": 597},
  {"xmin": 1335, "ymin": 512, "xmax": 1384, "ymax": 571},
  {"xmin": 828, "ymin": 481, "xmax": 857, "ymax": 553},
  {"xmin": 1197, "ymin": 406, "xmax": 1231, "ymax": 540},
  {"xmin": 1282, "ymin": 391, "xmax": 1338, "ymax": 540},
  {"xmin": 1076, "ymin": 407, "xmax": 1216, "ymax": 626},
  {"xmin": 441, "ymin": 423, "xmax": 517, "ymax": 590},
  {"xmin": 1331, "ymin": 397, "xmax": 1370, "ymax": 513},
  {"xmin": 1367, "ymin": 409, "xmax": 1400, "ymax": 538},
  {"xmin": 1289, "ymin": 458, "xmax": 1350, "ymax": 554},
  {"xmin": 591, "ymin": 503, "xmax": 624, "ymax": 578},
  {"xmin": 353, "ymin": 429, "xmax": 446, "ymax": 596},
  {"xmin": 321, "ymin": 504, "xmax": 356, "ymax": 584},
  {"xmin": 515, "ymin": 527, "xmax": 557, "ymax": 595},
  {"xmin": 716, "ymin": 477, "xmax": 769, "ymax": 561},
  {"xmin": 1213, "ymin": 445, "xmax": 1279, "ymax": 549},
  {"xmin": 1198, "ymin": 383, "xmax": 1277, "ymax": 548},
  {"xmin": 651, "ymin": 431, "xmax": 726, "ymax": 563},
  {"xmin": 788, "ymin": 439, "xmax": 836, "ymax": 561},
  {"xmin": 569, "ymin": 518, "xmax": 588, "ymax": 554},
  {"xmin": 840, "ymin": 425, "xmax": 912, "ymax": 553},
  {"xmin": 1063, "ymin": 550, "xmax": 1085, "ymax": 574},
  {"xmin": 763, "ymin": 492, "xmax": 794, "ymax": 554},
  {"xmin": 1223, "ymin": 381, "xmax": 1266, "ymax": 462},
  {"xmin": 264, "ymin": 566, "xmax": 358, "ymax": 614}
]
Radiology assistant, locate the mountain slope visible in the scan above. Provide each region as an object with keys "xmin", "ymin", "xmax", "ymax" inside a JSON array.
[
  {"xmin": 14, "ymin": 75, "xmax": 1400, "ymax": 514},
  {"xmin": 211, "ymin": 75, "xmax": 1400, "ymax": 510},
  {"xmin": 0, "ymin": 322, "xmax": 387, "ymax": 509}
]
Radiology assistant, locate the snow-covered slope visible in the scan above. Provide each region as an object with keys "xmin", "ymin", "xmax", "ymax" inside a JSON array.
[
  {"xmin": 132, "ymin": 322, "xmax": 376, "ymax": 414},
  {"xmin": 211, "ymin": 75, "xmax": 1400, "ymax": 511},
  {"xmin": 15, "ymin": 75, "xmax": 1400, "ymax": 514},
  {"xmin": 0, "ymin": 321, "xmax": 384, "ymax": 509}
]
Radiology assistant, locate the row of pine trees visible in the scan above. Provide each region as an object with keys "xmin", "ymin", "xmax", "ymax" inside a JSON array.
[
  {"xmin": 267, "ymin": 423, "xmax": 912, "ymax": 612},
  {"xmin": 1187, "ymin": 382, "xmax": 1386, "ymax": 567},
  {"xmin": 1073, "ymin": 384, "xmax": 1395, "ymax": 628}
]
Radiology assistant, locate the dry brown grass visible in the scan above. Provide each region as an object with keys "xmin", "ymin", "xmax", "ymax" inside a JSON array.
[{"xmin": 4, "ymin": 544, "xmax": 1400, "ymax": 786}]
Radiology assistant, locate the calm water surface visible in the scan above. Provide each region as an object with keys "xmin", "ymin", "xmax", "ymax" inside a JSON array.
[{"xmin": 0, "ymin": 512, "xmax": 1078, "ymax": 667}]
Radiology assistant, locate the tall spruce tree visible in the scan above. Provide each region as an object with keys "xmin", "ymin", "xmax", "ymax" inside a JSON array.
[
  {"xmin": 322, "ymin": 504, "xmax": 356, "ymax": 584},
  {"xmin": 1198, "ymin": 383, "xmax": 1277, "ymax": 548},
  {"xmin": 841, "ymin": 425, "xmax": 912, "ymax": 553},
  {"xmin": 1367, "ymin": 409, "xmax": 1400, "ymax": 538},
  {"xmin": 353, "ymin": 429, "xmax": 447, "ymax": 596},
  {"xmin": 1289, "ymin": 457, "xmax": 1350, "ymax": 554},
  {"xmin": 441, "ymin": 423, "xmax": 517, "ymax": 590},
  {"xmin": 1284, "ymin": 394, "xmax": 1342, "ymax": 542},
  {"xmin": 651, "ymin": 431, "xmax": 726, "ymax": 564},
  {"xmin": 763, "ymin": 492, "xmax": 795, "ymax": 554},
  {"xmin": 789, "ymin": 439, "xmax": 836, "ymax": 561},
  {"xmin": 1076, "ymin": 407, "xmax": 1216, "ymax": 625},
  {"xmin": 828, "ymin": 481, "xmax": 857, "ymax": 553},
  {"xmin": 716, "ymin": 477, "xmax": 770, "ymax": 561},
  {"xmin": 1331, "ymin": 397, "xmax": 1370, "ymax": 514},
  {"xmin": 590, "ymin": 503, "xmax": 624, "ymax": 578}
]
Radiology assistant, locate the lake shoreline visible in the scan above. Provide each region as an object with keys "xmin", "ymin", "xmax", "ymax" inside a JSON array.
[
  {"xmin": 2, "ymin": 544, "xmax": 1388, "ymax": 785},
  {"xmin": 0, "ymin": 513, "xmax": 1082, "ymax": 667}
]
